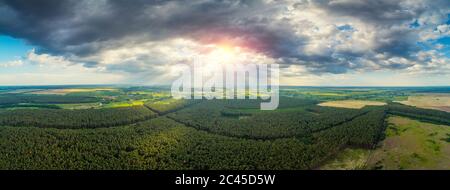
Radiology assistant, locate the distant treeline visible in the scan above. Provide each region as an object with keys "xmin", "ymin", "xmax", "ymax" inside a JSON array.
[
  {"xmin": 0, "ymin": 104, "xmax": 61, "ymax": 109},
  {"xmin": 387, "ymin": 103, "xmax": 450, "ymax": 126},
  {"xmin": 0, "ymin": 106, "xmax": 156, "ymax": 129},
  {"xmin": 0, "ymin": 94, "xmax": 99, "ymax": 105}
]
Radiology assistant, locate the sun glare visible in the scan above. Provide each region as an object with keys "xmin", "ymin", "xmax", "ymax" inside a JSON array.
[{"xmin": 207, "ymin": 43, "xmax": 240, "ymax": 64}]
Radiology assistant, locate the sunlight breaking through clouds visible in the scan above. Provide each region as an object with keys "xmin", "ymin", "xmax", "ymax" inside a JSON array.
[{"xmin": 0, "ymin": 0, "xmax": 449, "ymax": 85}]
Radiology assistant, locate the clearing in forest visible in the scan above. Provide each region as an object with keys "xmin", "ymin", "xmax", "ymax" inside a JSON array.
[
  {"xmin": 320, "ymin": 148, "xmax": 371, "ymax": 170},
  {"xmin": 396, "ymin": 94, "xmax": 450, "ymax": 112},
  {"xmin": 318, "ymin": 100, "xmax": 386, "ymax": 109}
]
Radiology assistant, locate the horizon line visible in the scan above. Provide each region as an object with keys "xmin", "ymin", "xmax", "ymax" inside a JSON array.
[{"xmin": 0, "ymin": 84, "xmax": 450, "ymax": 88}]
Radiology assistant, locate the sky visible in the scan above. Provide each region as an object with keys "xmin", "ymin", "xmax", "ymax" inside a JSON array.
[{"xmin": 0, "ymin": 0, "xmax": 449, "ymax": 86}]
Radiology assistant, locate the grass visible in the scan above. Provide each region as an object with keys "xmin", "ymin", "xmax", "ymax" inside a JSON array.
[
  {"xmin": 145, "ymin": 99, "xmax": 190, "ymax": 113},
  {"xmin": 102, "ymin": 100, "xmax": 145, "ymax": 108},
  {"xmin": 56, "ymin": 103, "xmax": 103, "ymax": 109},
  {"xmin": 367, "ymin": 116, "xmax": 450, "ymax": 170},
  {"xmin": 320, "ymin": 148, "xmax": 371, "ymax": 170},
  {"xmin": 318, "ymin": 100, "xmax": 386, "ymax": 109},
  {"xmin": 442, "ymin": 134, "xmax": 450, "ymax": 143}
]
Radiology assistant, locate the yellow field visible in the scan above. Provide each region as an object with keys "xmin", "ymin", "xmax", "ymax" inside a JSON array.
[
  {"xmin": 30, "ymin": 88, "xmax": 116, "ymax": 95},
  {"xmin": 310, "ymin": 92, "xmax": 346, "ymax": 96},
  {"xmin": 397, "ymin": 94, "xmax": 450, "ymax": 112},
  {"xmin": 301, "ymin": 92, "xmax": 347, "ymax": 96},
  {"xmin": 318, "ymin": 100, "xmax": 386, "ymax": 109},
  {"xmin": 104, "ymin": 100, "xmax": 145, "ymax": 108}
]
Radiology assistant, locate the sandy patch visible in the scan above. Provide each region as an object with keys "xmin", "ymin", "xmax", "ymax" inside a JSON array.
[{"xmin": 318, "ymin": 100, "xmax": 386, "ymax": 109}]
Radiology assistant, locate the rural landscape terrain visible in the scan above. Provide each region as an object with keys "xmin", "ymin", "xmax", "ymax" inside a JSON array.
[
  {"xmin": 0, "ymin": 0, "xmax": 449, "ymax": 173},
  {"xmin": 0, "ymin": 85, "xmax": 449, "ymax": 170}
]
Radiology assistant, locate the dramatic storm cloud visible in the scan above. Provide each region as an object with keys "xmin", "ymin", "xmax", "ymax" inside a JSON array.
[{"xmin": 0, "ymin": 0, "xmax": 449, "ymax": 85}]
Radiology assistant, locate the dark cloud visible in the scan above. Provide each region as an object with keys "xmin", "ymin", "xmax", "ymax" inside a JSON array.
[
  {"xmin": 311, "ymin": 0, "xmax": 418, "ymax": 24},
  {"xmin": 1, "ymin": 0, "xmax": 276, "ymax": 55},
  {"xmin": 0, "ymin": 0, "xmax": 78, "ymax": 53},
  {"xmin": 0, "ymin": 0, "xmax": 449, "ymax": 75},
  {"xmin": 374, "ymin": 27, "xmax": 420, "ymax": 58}
]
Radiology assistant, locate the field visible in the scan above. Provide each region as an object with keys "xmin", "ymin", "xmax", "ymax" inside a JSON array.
[
  {"xmin": 102, "ymin": 100, "xmax": 145, "ymax": 108},
  {"xmin": 56, "ymin": 103, "xmax": 103, "ymax": 109},
  {"xmin": 319, "ymin": 100, "xmax": 386, "ymax": 109},
  {"xmin": 367, "ymin": 116, "xmax": 450, "ymax": 170},
  {"xmin": 0, "ymin": 85, "xmax": 449, "ymax": 169},
  {"xmin": 145, "ymin": 99, "xmax": 197, "ymax": 114},
  {"xmin": 320, "ymin": 148, "xmax": 370, "ymax": 170},
  {"xmin": 282, "ymin": 87, "xmax": 411, "ymax": 102},
  {"xmin": 321, "ymin": 116, "xmax": 450, "ymax": 170},
  {"xmin": 397, "ymin": 94, "xmax": 450, "ymax": 112}
]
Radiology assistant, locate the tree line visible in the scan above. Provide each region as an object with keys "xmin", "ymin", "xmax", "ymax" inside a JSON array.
[
  {"xmin": 386, "ymin": 103, "xmax": 450, "ymax": 125},
  {"xmin": 0, "ymin": 94, "xmax": 99, "ymax": 105},
  {"xmin": 0, "ymin": 106, "xmax": 156, "ymax": 129}
]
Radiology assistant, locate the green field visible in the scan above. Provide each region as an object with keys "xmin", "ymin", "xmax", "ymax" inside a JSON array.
[
  {"xmin": 367, "ymin": 116, "xmax": 450, "ymax": 170},
  {"xmin": 320, "ymin": 116, "xmax": 450, "ymax": 170},
  {"xmin": 320, "ymin": 148, "xmax": 371, "ymax": 170},
  {"xmin": 0, "ymin": 86, "xmax": 449, "ymax": 169}
]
